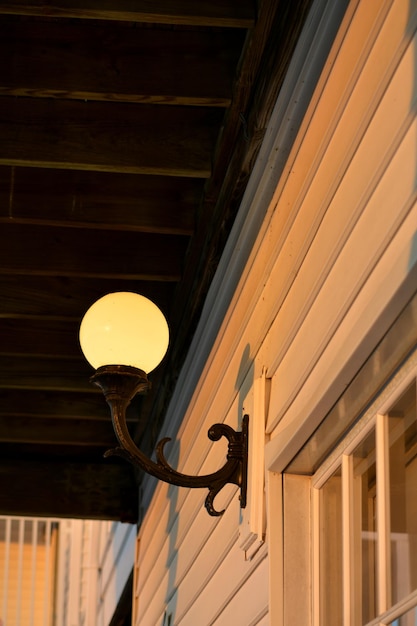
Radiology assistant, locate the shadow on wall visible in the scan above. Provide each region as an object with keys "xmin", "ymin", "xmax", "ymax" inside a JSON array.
[
  {"xmin": 237, "ymin": 344, "xmax": 254, "ymax": 424},
  {"xmin": 161, "ymin": 343, "xmax": 254, "ymax": 625},
  {"xmin": 164, "ymin": 440, "xmax": 180, "ymax": 625}
]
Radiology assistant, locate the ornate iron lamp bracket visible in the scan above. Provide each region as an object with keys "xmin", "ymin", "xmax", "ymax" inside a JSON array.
[{"xmin": 91, "ymin": 365, "xmax": 249, "ymax": 517}]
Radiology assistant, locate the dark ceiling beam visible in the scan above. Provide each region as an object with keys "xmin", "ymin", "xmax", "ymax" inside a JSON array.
[
  {"xmin": 0, "ymin": 318, "xmax": 83, "ymax": 358},
  {"xmin": 0, "ymin": 414, "xmax": 115, "ymax": 446},
  {"xmin": 0, "ymin": 356, "xmax": 93, "ymax": 392},
  {"xmin": 0, "ymin": 458, "xmax": 138, "ymax": 521},
  {"xmin": 0, "ymin": 389, "xmax": 141, "ymax": 425},
  {"xmin": 0, "ymin": 389, "xmax": 111, "ymax": 421},
  {"xmin": 0, "ymin": 19, "xmax": 244, "ymax": 106},
  {"xmin": 0, "ymin": 224, "xmax": 186, "ymax": 280},
  {"xmin": 0, "ymin": 275, "xmax": 175, "ymax": 318},
  {"xmin": 0, "ymin": 98, "xmax": 221, "ymax": 177},
  {"xmin": 0, "ymin": 167, "xmax": 200, "ymax": 235},
  {"xmin": 0, "ymin": 0, "xmax": 255, "ymax": 27}
]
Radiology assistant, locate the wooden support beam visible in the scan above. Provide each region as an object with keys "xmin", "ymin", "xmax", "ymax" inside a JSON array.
[
  {"xmin": 0, "ymin": 0, "xmax": 254, "ymax": 27},
  {"xmin": 0, "ymin": 388, "xmax": 110, "ymax": 420},
  {"xmin": 1, "ymin": 18, "xmax": 243, "ymax": 106},
  {"xmin": 0, "ymin": 319, "xmax": 82, "ymax": 358},
  {"xmin": 0, "ymin": 414, "xmax": 116, "ymax": 446},
  {"xmin": 0, "ymin": 388, "xmax": 140, "ymax": 422},
  {"xmin": 0, "ymin": 459, "xmax": 139, "ymax": 521},
  {"xmin": 0, "ymin": 98, "xmax": 221, "ymax": 177},
  {"xmin": 0, "ymin": 275, "xmax": 175, "ymax": 318},
  {"xmin": 0, "ymin": 356, "xmax": 94, "ymax": 392},
  {"xmin": 0, "ymin": 223, "xmax": 186, "ymax": 280},
  {"xmin": 0, "ymin": 167, "xmax": 200, "ymax": 235},
  {"xmin": 0, "ymin": 167, "xmax": 199, "ymax": 235}
]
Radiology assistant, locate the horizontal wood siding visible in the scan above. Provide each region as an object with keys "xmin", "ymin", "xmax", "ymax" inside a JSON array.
[
  {"xmin": 265, "ymin": 0, "xmax": 417, "ymax": 468},
  {"xmin": 132, "ymin": 386, "xmax": 269, "ymax": 625},
  {"xmin": 135, "ymin": 490, "xmax": 268, "ymax": 625},
  {"xmin": 134, "ymin": 0, "xmax": 417, "ymax": 624}
]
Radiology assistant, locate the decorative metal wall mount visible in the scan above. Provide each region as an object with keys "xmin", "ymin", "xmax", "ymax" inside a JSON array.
[{"xmin": 91, "ymin": 364, "xmax": 249, "ymax": 517}]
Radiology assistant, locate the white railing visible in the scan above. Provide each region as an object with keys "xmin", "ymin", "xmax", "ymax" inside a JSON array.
[
  {"xmin": 0, "ymin": 516, "xmax": 132, "ymax": 626},
  {"xmin": 0, "ymin": 516, "xmax": 59, "ymax": 626}
]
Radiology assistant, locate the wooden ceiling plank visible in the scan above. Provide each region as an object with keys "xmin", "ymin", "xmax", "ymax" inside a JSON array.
[
  {"xmin": 0, "ymin": 209, "xmax": 196, "ymax": 236},
  {"xmin": 0, "ymin": 389, "xmax": 111, "ymax": 420},
  {"xmin": 0, "ymin": 388, "xmax": 140, "ymax": 422},
  {"xmin": 0, "ymin": 223, "xmax": 186, "ymax": 280},
  {"xmin": 0, "ymin": 459, "xmax": 138, "ymax": 521},
  {"xmin": 0, "ymin": 275, "xmax": 175, "ymax": 318},
  {"xmin": 0, "ymin": 0, "xmax": 255, "ymax": 28},
  {"xmin": 0, "ymin": 318, "xmax": 82, "ymax": 359},
  {"xmin": 0, "ymin": 167, "xmax": 199, "ymax": 235},
  {"xmin": 0, "ymin": 268, "xmax": 181, "ymax": 283},
  {"xmin": 0, "ymin": 356, "xmax": 94, "ymax": 392},
  {"xmin": 1, "ymin": 18, "xmax": 244, "ymax": 106},
  {"xmin": 0, "ymin": 215, "xmax": 194, "ymax": 237},
  {"xmin": 0, "ymin": 99, "xmax": 221, "ymax": 177},
  {"xmin": 0, "ymin": 414, "xmax": 115, "ymax": 446},
  {"xmin": 0, "ymin": 356, "xmax": 162, "ymax": 403}
]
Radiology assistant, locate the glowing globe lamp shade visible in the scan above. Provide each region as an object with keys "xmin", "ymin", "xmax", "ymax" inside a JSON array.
[{"xmin": 79, "ymin": 292, "xmax": 169, "ymax": 374}]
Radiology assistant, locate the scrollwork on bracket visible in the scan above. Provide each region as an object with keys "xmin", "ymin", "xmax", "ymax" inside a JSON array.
[{"xmin": 91, "ymin": 365, "xmax": 248, "ymax": 517}]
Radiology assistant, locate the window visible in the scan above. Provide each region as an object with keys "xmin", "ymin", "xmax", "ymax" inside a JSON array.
[{"xmin": 312, "ymin": 379, "xmax": 417, "ymax": 625}]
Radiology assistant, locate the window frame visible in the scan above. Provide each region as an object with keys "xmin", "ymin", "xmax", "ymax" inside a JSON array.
[{"xmin": 311, "ymin": 364, "xmax": 417, "ymax": 626}]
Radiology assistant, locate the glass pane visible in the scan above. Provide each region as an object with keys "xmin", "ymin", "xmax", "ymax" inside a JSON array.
[
  {"xmin": 353, "ymin": 428, "xmax": 377, "ymax": 624},
  {"xmin": 388, "ymin": 382, "xmax": 417, "ymax": 606},
  {"xmin": 387, "ymin": 604, "xmax": 417, "ymax": 625},
  {"xmin": 320, "ymin": 466, "xmax": 343, "ymax": 626}
]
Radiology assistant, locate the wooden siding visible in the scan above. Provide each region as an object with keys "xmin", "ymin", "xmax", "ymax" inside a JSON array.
[
  {"xmin": 134, "ymin": 475, "xmax": 268, "ymax": 625},
  {"xmin": 265, "ymin": 0, "xmax": 417, "ymax": 469},
  {"xmin": 132, "ymin": 0, "xmax": 417, "ymax": 624},
  {"xmin": 52, "ymin": 519, "xmax": 133, "ymax": 626}
]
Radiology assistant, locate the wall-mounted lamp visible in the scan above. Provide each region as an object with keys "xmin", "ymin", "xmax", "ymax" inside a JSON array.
[{"xmin": 79, "ymin": 292, "xmax": 248, "ymax": 517}]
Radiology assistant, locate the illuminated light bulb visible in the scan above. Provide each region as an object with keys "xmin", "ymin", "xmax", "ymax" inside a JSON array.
[{"xmin": 79, "ymin": 292, "xmax": 169, "ymax": 373}]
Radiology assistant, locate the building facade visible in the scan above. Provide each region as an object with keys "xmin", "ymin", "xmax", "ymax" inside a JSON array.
[
  {"xmin": 0, "ymin": 516, "xmax": 134, "ymax": 626},
  {"xmin": 0, "ymin": 516, "xmax": 58, "ymax": 626},
  {"xmin": 4, "ymin": 1, "xmax": 416, "ymax": 624},
  {"xmin": 130, "ymin": 0, "xmax": 417, "ymax": 623}
]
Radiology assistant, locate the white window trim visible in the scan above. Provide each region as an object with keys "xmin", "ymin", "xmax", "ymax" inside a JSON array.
[
  {"xmin": 310, "ymin": 357, "xmax": 417, "ymax": 625},
  {"xmin": 311, "ymin": 360, "xmax": 417, "ymax": 490}
]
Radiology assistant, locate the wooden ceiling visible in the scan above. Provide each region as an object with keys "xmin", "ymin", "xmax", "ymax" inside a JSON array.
[{"xmin": 0, "ymin": 0, "xmax": 312, "ymax": 522}]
